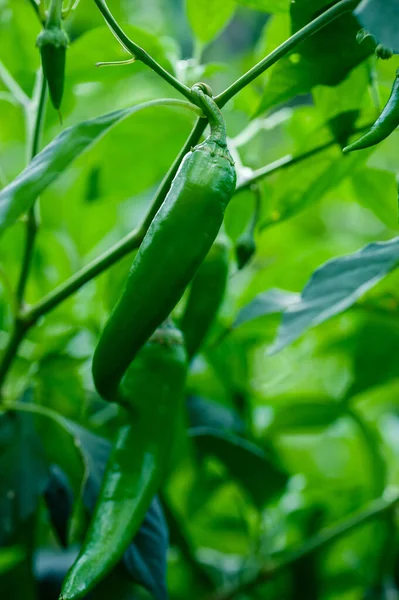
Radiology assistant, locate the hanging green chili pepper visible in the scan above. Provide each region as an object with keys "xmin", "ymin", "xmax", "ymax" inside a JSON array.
[
  {"xmin": 36, "ymin": 0, "xmax": 69, "ymax": 110},
  {"xmin": 235, "ymin": 184, "xmax": 261, "ymax": 270},
  {"xmin": 60, "ymin": 320, "xmax": 187, "ymax": 600},
  {"xmin": 343, "ymin": 69, "xmax": 399, "ymax": 153},
  {"xmin": 92, "ymin": 83, "xmax": 236, "ymax": 403},
  {"xmin": 180, "ymin": 234, "xmax": 230, "ymax": 360}
]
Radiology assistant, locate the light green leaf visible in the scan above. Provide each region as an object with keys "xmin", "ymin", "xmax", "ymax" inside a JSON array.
[
  {"xmin": 351, "ymin": 167, "xmax": 398, "ymax": 228},
  {"xmin": 233, "ymin": 288, "xmax": 299, "ymax": 328},
  {"xmin": 0, "ymin": 99, "xmax": 195, "ymax": 237},
  {"xmin": 186, "ymin": 0, "xmax": 236, "ymax": 45},
  {"xmin": 233, "ymin": 0, "xmax": 289, "ymax": 12},
  {"xmin": 271, "ymin": 237, "xmax": 399, "ymax": 353}
]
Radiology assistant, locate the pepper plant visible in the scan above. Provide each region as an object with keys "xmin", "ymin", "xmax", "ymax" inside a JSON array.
[{"xmin": 1, "ymin": 0, "xmax": 399, "ymax": 599}]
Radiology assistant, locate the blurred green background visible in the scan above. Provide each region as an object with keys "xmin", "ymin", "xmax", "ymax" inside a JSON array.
[{"xmin": 1, "ymin": 0, "xmax": 399, "ymax": 599}]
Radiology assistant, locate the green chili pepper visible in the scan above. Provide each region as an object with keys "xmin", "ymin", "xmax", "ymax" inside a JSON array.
[
  {"xmin": 60, "ymin": 320, "xmax": 187, "ymax": 600},
  {"xmin": 343, "ymin": 69, "xmax": 399, "ymax": 153},
  {"xmin": 36, "ymin": 0, "xmax": 68, "ymax": 110},
  {"xmin": 235, "ymin": 185, "xmax": 260, "ymax": 270},
  {"xmin": 92, "ymin": 83, "xmax": 236, "ymax": 403},
  {"xmin": 180, "ymin": 234, "xmax": 229, "ymax": 360}
]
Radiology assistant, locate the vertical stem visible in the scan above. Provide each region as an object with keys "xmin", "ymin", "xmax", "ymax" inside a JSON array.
[
  {"xmin": 47, "ymin": 0, "xmax": 63, "ymax": 27},
  {"xmin": 16, "ymin": 71, "xmax": 47, "ymax": 307},
  {"xmin": 0, "ymin": 320, "xmax": 27, "ymax": 398}
]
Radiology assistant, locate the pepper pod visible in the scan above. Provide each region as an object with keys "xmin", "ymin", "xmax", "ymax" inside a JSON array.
[
  {"xmin": 235, "ymin": 184, "xmax": 260, "ymax": 270},
  {"xmin": 180, "ymin": 234, "xmax": 230, "ymax": 360},
  {"xmin": 60, "ymin": 320, "xmax": 187, "ymax": 599},
  {"xmin": 36, "ymin": 0, "xmax": 69, "ymax": 110}
]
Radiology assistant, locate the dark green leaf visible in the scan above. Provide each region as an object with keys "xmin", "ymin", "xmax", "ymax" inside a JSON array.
[
  {"xmin": 271, "ymin": 237, "xmax": 399, "ymax": 353},
  {"xmin": 0, "ymin": 407, "xmax": 48, "ymax": 543},
  {"xmin": 187, "ymin": 395, "xmax": 245, "ymax": 433},
  {"xmin": 257, "ymin": 1, "xmax": 375, "ymax": 114},
  {"xmin": 190, "ymin": 427, "xmax": 288, "ymax": 507}
]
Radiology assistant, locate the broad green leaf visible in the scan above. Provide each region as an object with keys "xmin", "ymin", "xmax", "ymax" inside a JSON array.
[
  {"xmin": 190, "ymin": 426, "xmax": 288, "ymax": 507},
  {"xmin": 271, "ymin": 237, "xmax": 399, "ymax": 353},
  {"xmin": 257, "ymin": 144, "xmax": 371, "ymax": 228},
  {"xmin": 233, "ymin": 288, "xmax": 300, "ymax": 328},
  {"xmin": 0, "ymin": 99, "xmax": 194, "ymax": 237},
  {"xmin": 233, "ymin": 0, "xmax": 289, "ymax": 12},
  {"xmin": 187, "ymin": 395, "xmax": 245, "ymax": 433},
  {"xmin": 356, "ymin": 0, "xmax": 399, "ymax": 52},
  {"xmin": 351, "ymin": 167, "xmax": 398, "ymax": 227},
  {"xmin": 0, "ymin": 404, "xmax": 48, "ymax": 543},
  {"xmin": 347, "ymin": 318, "xmax": 399, "ymax": 398},
  {"xmin": 186, "ymin": 0, "xmax": 236, "ymax": 45},
  {"xmin": 269, "ymin": 401, "xmax": 342, "ymax": 433},
  {"xmin": 313, "ymin": 65, "xmax": 370, "ymax": 146},
  {"xmin": 257, "ymin": 1, "xmax": 375, "ymax": 114}
]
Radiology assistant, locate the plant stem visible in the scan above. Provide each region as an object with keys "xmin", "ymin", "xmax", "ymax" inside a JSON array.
[
  {"xmin": 0, "ymin": 73, "xmax": 46, "ymax": 394},
  {"xmin": 207, "ymin": 493, "xmax": 399, "ymax": 600},
  {"xmin": 93, "ymin": 0, "xmax": 193, "ymax": 102},
  {"xmin": 16, "ymin": 71, "xmax": 47, "ymax": 307},
  {"xmin": 215, "ymin": 0, "xmax": 359, "ymax": 108},
  {"xmin": 235, "ymin": 121, "xmax": 375, "ymax": 193},
  {"xmin": 46, "ymin": 0, "xmax": 63, "ymax": 27},
  {"xmin": 0, "ymin": 320, "xmax": 27, "ymax": 397},
  {"xmin": 235, "ymin": 143, "xmax": 334, "ymax": 193}
]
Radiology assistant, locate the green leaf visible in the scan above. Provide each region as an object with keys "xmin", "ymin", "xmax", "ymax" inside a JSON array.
[
  {"xmin": 347, "ymin": 317, "xmax": 399, "ymax": 397},
  {"xmin": 0, "ymin": 402, "xmax": 48, "ymax": 543},
  {"xmin": 258, "ymin": 145, "xmax": 371, "ymax": 227},
  {"xmin": 234, "ymin": 288, "xmax": 300, "ymax": 328},
  {"xmin": 355, "ymin": 0, "xmax": 399, "ymax": 52},
  {"xmin": 257, "ymin": 1, "xmax": 375, "ymax": 114},
  {"xmin": 0, "ymin": 100, "xmax": 194, "ymax": 237},
  {"xmin": 190, "ymin": 426, "xmax": 288, "ymax": 507},
  {"xmin": 350, "ymin": 167, "xmax": 398, "ymax": 227},
  {"xmin": 271, "ymin": 237, "xmax": 399, "ymax": 353},
  {"xmin": 269, "ymin": 401, "xmax": 342, "ymax": 432},
  {"xmin": 186, "ymin": 0, "xmax": 236, "ymax": 45},
  {"xmin": 233, "ymin": 0, "xmax": 289, "ymax": 12}
]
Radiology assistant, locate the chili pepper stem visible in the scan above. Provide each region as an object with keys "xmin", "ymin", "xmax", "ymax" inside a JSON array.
[{"xmin": 47, "ymin": 0, "xmax": 63, "ymax": 27}]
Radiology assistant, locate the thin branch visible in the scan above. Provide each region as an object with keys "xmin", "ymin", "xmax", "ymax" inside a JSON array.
[
  {"xmin": 216, "ymin": 0, "xmax": 359, "ymax": 108},
  {"xmin": 93, "ymin": 0, "xmax": 193, "ymax": 102},
  {"xmin": 0, "ymin": 61, "xmax": 30, "ymax": 108},
  {"xmin": 236, "ymin": 121, "xmax": 375, "ymax": 193},
  {"xmin": 207, "ymin": 493, "xmax": 399, "ymax": 600},
  {"xmin": 0, "ymin": 320, "xmax": 28, "ymax": 396},
  {"xmin": 16, "ymin": 70, "xmax": 47, "ymax": 307}
]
